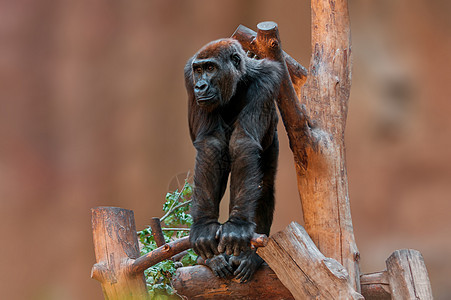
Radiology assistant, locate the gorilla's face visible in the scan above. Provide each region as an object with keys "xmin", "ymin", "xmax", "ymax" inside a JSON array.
[{"xmin": 191, "ymin": 40, "xmax": 245, "ymax": 110}]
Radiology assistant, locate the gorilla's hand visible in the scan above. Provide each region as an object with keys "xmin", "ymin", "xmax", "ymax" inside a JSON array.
[
  {"xmin": 217, "ymin": 219, "xmax": 255, "ymax": 256},
  {"xmin": 230, "ymin": 250, "xmax": 263, "ymax": 283},
  {"xmin": 190, "ymin": 220, "xmax": 220, "ymax": 260},
  {"xmin": 203, "ymin": 254, "xmax": 233, "ymax": 278}
]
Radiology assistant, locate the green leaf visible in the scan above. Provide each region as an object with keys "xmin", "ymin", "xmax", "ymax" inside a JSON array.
[{"xmin": 139, "ymin": 177, "xmax": 195, "ymax": 298}]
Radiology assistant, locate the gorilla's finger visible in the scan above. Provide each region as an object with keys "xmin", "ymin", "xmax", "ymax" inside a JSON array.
[
  {"xmin": 240, "ymin": 269, "xmax": 252, "ymax": 283},
  {"xmin": 206, "ymin": 239, "xmax": 219, "ymax": 258},
  {"xmin": 234, "ymin": 262, "xmax": 245, "ymax": 277},
  {"xmin": 208, "ymin": 241, "xmax": 220, "ymax": 256},
  {"xmin": 217, "ymin": 239, "xmax": 226, "ymax": 253},
  {"xmin": 233, "ymin": 243, "xmax": 242, "ymax": 257},
  {"xmin": 215, "ymin": 267, "xmax": 226, "ymax": 278},
  {"xmin": 224, "ymin": 262, "xmax": 234, "ymax": 275},
  {"xmin": 217, "ymin": 263, "xmax": 233, "ymax": 277},
  {"xmin": 192, "ymin": 244, "xmax": 204, "ymax": 259},
  {"xmin": 215, "ymin": 226, "xmax": 222, "ymax": 240},
  {"xmin": 235, "ymin": 270, "xmax": 244, "ymax": 280},
  {"xmin": 225, "ymin": 243, "xmax": 234, "ymax": 256},
  {"xmin": 197, "ymin": 242, "xmax": 211, "ymax": 259}
]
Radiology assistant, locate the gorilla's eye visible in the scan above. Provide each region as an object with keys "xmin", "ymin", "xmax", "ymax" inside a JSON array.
[
  {"xmin": 231, "ymin": 53, "xmax": 241, "ymax": 67},
  {"xmin": 207, "ymin": 65, "xmax": 215, "ymax": 72},
  {"xmin": 194, "ymin": 67, "xmax": 202, "ymax": 74}
]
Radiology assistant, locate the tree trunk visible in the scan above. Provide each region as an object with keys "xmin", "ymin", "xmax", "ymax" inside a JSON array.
[{"xmin": 298, "ymin": 0, "xmax": 360, "ymax": 291}]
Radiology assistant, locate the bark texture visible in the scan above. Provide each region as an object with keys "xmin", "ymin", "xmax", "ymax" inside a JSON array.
[
  {"xmin": 257, "ymin": 222, "xmax": 363, "ymax": 300},
  {"xmin": 91, "ymin": 207, "xmax": 150, "ymax": 300},
  {"xmin": 173, "ymin": 265, "xmax": 294, "ymax": 299},
  {"xmin": 298, "ymin": 0, "xmax": 360, "ymax": 290},
  {"xmin": 386, "ymin": 249, "xmax": 433, "ymax": 300}
]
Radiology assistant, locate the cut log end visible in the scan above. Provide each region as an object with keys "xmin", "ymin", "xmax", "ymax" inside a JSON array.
[{"xmin": 257, "ymin": 21, "xmax": 278, "ymax": 31}]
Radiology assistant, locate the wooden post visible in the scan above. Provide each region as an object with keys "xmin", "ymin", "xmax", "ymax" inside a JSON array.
[
  {"xmin": 91, "ymin": 207, "xmax": 150, "ymax": 300},
  {"xmin": 358, "ymin": 249, "xmax": 433, "ymax": 300},
  {"xmin": 386, "ymin": 249, "xmax": 433, "ymax": 300},
  {"xmin": 257, "ymin": 222, "xmax": 363, "ymax": 300},
  {"xmin": 300, "ymin": 0, "xmax": 360, "ymax": 290}
]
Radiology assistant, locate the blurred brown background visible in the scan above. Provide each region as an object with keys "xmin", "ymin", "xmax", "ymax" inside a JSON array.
[{"xmin": 1, "ymin": 0, "xmax": 450, "ymax": 299}]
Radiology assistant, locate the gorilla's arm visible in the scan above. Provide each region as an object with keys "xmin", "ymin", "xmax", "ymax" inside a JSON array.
[
  {"xmin": 186, "ymin": 68, "xmax": 231, "ymax": 260},
  {"xmin": 190, "ymin": 134, "xmax": 231, "ymax": 260},
  {"xmin": 217, "ymin": 59, "xmax": 282, "ymax": 256}
]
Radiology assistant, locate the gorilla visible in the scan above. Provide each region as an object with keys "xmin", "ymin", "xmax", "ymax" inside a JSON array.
[{"xmin": 185, "ymin": 38, "xmax": 282, "ymax": 282}]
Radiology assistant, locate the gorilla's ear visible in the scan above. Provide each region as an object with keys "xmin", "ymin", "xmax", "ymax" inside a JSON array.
[{"xmin": 231, "ymin": 53, "xmax": 241, "ymax": 68}]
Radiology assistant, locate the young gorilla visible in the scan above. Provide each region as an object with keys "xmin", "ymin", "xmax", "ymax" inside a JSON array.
[{"xmin": 185, "ymin": 39, "xmax": 282, "ymax": 282}]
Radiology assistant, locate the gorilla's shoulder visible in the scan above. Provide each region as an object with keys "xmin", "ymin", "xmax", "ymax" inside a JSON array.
[{"xmin": 245, "ymin": 58, "xmax": 283, "ymax": 96}]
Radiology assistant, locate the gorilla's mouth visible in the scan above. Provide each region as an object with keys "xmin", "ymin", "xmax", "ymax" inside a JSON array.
[{"xmin": 196, "ymin": 95, "xmax": 216, "ymax": 106}]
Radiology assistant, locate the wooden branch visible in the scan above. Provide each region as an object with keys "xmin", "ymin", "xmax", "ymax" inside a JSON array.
[
  {"xmin": 386, "ymin": 249, "xmax": 433, "ymax": 299},
  {"xmin": 149, "ymin": 217, "xmax": 165, "ymax": 247},
  {"xmin": 131, "ymin": 236, "xmax": 191, "ymax": 275},
  {"xmin": 360, "ymin": 272, "xmax": 391, "ymax": 300},
  {"xmin": 91, "ymin": 207, "xmax": 150, "ymax": 300},
  {"xmin": 173, "ymin": 265, "xmax": 294, "ymax": 299},
  {"xmin": 257, "ymin": 222, "xmax": 363, "ymax": 299}
]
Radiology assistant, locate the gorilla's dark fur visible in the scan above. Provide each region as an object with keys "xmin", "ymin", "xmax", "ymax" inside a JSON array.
[{"xmin": 185, "ymin": 38, "xmax": 282, "ymax": 282}]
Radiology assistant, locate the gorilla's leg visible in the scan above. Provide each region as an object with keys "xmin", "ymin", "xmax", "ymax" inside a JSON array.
[{"xmin": 255, "ymin": 132, "xmax": 278, "ymax": 235}]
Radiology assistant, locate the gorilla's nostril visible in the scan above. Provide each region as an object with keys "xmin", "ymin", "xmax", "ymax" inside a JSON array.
[{"xmin": 196, "ymin": 83, "xmax": 207, "ymax": 91}]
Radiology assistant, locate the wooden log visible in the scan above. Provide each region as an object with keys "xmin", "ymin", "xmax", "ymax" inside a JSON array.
[
  {"xmin": 386, "ymin": 249, "xmax": 433, "ymax": 300},
  {"xmin": 173, "ymin": 265, "xmax": 294, "ymax": 300},
  {"xmin": 91, "ymin": 207, "xmax": 150, "ymax": 300},
  {"xmin": 360, "ymin": 271, "xmax": 391, "ymax": 300},
  {"xmin": 257, "ymin": 222, "xmax": 363, "ymax": 300}
]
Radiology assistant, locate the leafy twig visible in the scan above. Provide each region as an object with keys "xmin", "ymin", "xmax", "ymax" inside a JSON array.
[{"xmin": 160, "ymin": 199, "xmax": 192, "ymax": 222}]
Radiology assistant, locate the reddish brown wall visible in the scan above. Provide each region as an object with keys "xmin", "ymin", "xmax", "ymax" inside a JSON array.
[{"xmin": 0, "ymin": 0, "xmax": 449, "ymax": 299}]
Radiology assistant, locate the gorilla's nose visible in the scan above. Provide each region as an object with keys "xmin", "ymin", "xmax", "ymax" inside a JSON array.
[{"xmin": 195, "ymin": 81, "xmax": 208, "ymax": 92}]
